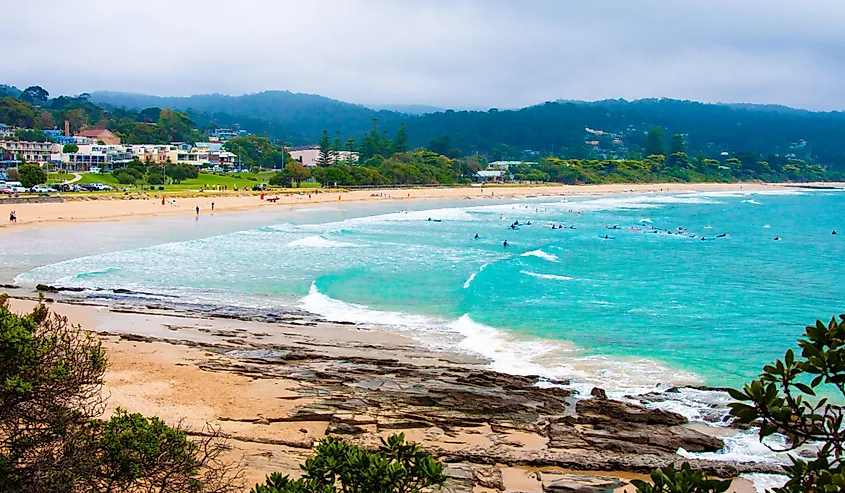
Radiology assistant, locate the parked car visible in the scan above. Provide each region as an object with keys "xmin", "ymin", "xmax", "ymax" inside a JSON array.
[
  {"xmin": 31, "ymin": 185, "xmax": 52, "ymax": 193},
  {"xmin": 79, "ymin": 183, "xmax": 98, "ymax": 191}
]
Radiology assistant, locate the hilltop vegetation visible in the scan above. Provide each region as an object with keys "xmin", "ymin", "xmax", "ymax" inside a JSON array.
[
  {"xmin": 1, "ymin": 84, "xmax": 843, "ymax": 183},
  {"xmin": 86, "ymin": 90, "xmax": 845, "ymax": 173}
]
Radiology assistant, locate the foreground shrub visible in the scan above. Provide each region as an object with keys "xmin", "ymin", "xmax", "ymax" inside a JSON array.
[
  {"xmin": 636, "ymin": 315, "xmax": 845, "ymax": 493},
  {"xmin": 0, "ymin": 294, "xmax": 242, "ymax": 493},
  {"xmin": 252, "ymin": 433, "xmax": 447, "ymax": 493}
]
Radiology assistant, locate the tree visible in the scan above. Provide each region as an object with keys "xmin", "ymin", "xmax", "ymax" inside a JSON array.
[
  {"xmin": 728, "ymin": 315, "xmax": 845, "ymax": 492},
  {"xmin": 345, "ymin": 137, "xmax": 357, "ymax": 153},
  {"xmin": 392, "ymin": 123, "xmax": 409, "ymax": 154},
  {"xmin": 251, "ymin": 433, "xmax": 446, "ymax": 493},
  {"xmin": 0, "ymin": 295, "xmax": 243, "ymax": 493},
  {"xmin": 285, "ymin": 161, "xmax": 310, "ymax": 187},
  {"xmin": 63, "ymin": 143, "xmax": 79, "ymax": 154},
  {"xmin": 332, "ymin": 131, "xmax": 342, "ymax": 163},
  {"xmin": 317, "ymin": 130, "xmax": 332, "ymax": 167},
  {"xmin": 19, "ymin": 85, "xmax": 49, "ymax": 106},
  {"xmin": 165, "ymin": 163, "xmax": 199, "ymax": 183},
  {"xmin": 0, "ymin": 294, "xmax": 107, "ymax": 492},
  {"xmin": 17, "ymin": 163, "xmax": 47, "ymax": 188},
  {"xmin": 38, "ymin": 112, "xmax": 55, "ymax": 130},
  {"xmin": 645, "ymin": 126, "xmax": 665, "ymax": 157},
  {"xmin": 670, "ymin": 134, "xmax": 685, "ymax": 155}
]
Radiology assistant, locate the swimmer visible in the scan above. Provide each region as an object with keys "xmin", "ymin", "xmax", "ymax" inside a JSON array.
[
  {"xmin": 474, "ymin": 234, "xmax": 479, "ymax": 239},
  {"xmin": 503, "ymin": 240, "xmax": 508, "ymax": 247},
  {"xmin": 551, "ymin": 224, "xmax": 556, "ymax": 230},
  {"xmin": 833, "ymin": 230, "xmax": 838, "ymax": 235},
  {"xmin": 716, "ymin": 233, "xmax": 728, "ymax": 238},
  {"xmin": 773, "ymin": 236, "xmax": 782, "ymax": 241}
]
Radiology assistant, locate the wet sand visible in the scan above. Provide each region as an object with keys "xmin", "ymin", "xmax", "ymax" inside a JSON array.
[{"xmin": 1, "ymin": 181, "xmax": 827, "ymax": 233}]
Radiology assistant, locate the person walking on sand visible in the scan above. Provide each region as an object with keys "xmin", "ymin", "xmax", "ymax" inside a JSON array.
[
  {"xmin": 161, "ymin": 197, "xmax": 165, "ymax": 206},
  {"xmin": 211, "ymin": 201, "xmax": 215, "ymax": 211},
  {"xmin": 9, "ymin": 210, "xmax": 16, "ymax": 223},
  {"xmin": 196, "ymin": 205, "xmax": 200, "ymax": 215}
]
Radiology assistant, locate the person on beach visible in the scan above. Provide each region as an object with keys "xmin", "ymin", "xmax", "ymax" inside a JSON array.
[
  {"xmin": 195, "ymin": 205, "xmax": 200, "ymax": 215},
  {"xmin": 9, "ymin": 210, "xmax": 16, "ymax": 223},
  {"xmin": 161, "ymin": 197, "xmax": 165, "ymax": 206}
]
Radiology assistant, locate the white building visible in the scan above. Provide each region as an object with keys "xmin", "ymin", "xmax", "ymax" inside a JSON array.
[
  {"xmin": 288, "ymin": 145, "xmax": 359, "ymax": 168},
  {"xmin": 62, "ymin": 144, "xmax": 131, "ymax": 171},
  {"xmin": 0, "ymin": 140, "xmax": 60, "ymax": 164}
]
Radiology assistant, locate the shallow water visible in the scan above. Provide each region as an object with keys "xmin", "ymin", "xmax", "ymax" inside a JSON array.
[{"xmin": 7, "ymin": 190, "xmax": 843, "ymax": 466}]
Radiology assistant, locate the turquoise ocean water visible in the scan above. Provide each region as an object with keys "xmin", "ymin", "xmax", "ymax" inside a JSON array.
[{"xmin": 15, "ymin": 189, "xmax": 845, "ymax": 404}]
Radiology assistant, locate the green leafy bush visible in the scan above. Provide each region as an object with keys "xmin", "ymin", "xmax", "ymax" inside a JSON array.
[
  {"xmin": 632, "ymin": 463, "xmax": 730, "ymax": 493},
  {"xmin": 729, "ymin": 315, "xmax": 845, "ymax": 492},
  {"xmin": 251, "ymin": 433, "xmax": 446, "ymax": 493},
  {"xmin": 18, "ymin": 163, "xmax": 47, "ymax": 188},
  {"xmin": 0, "ymin": 295, "xmax": 243, "ymax": 493}
]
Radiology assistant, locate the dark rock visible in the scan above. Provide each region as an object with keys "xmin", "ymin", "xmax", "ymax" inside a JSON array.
[
  {"xmin": 590, "ymin": 387, "xmax": 608, "ymax": 399},
  {"xmin": 576, "ymin": 398, "xmax": 687, "ymax": 426},
  {"xmin": 326, "ymin": 422, "xmax": 366, "ymax": 435}
]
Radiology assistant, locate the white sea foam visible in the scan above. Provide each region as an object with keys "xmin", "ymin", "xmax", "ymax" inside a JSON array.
[
  {"xmin": 639, "ymin": 218, "xmax": 653, "ymax": 223},
  {"xmin": 521, "ymin": 249, "xmax": 559, "ymax": 262},
  {"xmin": 521, "ymin": 270, "xmax": 573, "ymax": 281},
  {"xmin": 298, "ymin": 285, "xmax": 697, "ymax": 393},
  {"xmin": 679, "ymin": 428, "xmax": 792, "ymax": 464},
  {"xmin": 739, "ymin": 474, "xmax": 788, "ymax": 493},
  {"xmin": 742, "ymin": 199, "xmax": 762, "ymax": 205},
  {"xmin": 463, "ymin": 263, "xmax": 489, "ymax": 289},
  {"xmin": 286, "ymin": 236, "xmax": 359, "ymax": 248}
]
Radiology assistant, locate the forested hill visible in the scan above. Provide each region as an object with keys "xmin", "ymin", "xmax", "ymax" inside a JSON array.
[
  {"xmin": 89, "ymin": 90, "xmax": 405, "ymax": 144},
  {"xmin": 401, "ymin": 99, "xmax": 845, "ymax": 170},
  {"xmin": 89, "ymin": 90, "xmax": 845, "ymax": 171}
]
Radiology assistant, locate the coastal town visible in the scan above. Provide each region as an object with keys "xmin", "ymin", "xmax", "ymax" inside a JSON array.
[{"xmin": 0, "ymin": 122, "xmax": 360, "ymax": 173}]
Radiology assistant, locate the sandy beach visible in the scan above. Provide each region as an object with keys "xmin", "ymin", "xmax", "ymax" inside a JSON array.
[{"xmin": 1, "ymin": 181, "xmax": 833, "ymax": 232}]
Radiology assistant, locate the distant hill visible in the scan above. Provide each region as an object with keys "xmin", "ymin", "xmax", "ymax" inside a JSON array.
[
  {"xmin": 89, "ymin": 90, "xmax": 406, "ymax": 144},
  {"xmin": 363, "ymin": 104, "xmax": 444, "ymax": 115},
  {"xmin": 88, "ymin": 90, "xmax": 845, "ymax": 171}
]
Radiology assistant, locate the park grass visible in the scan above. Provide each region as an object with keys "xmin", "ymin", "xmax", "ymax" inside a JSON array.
[{"xmin": 46, "ymin": 171, "xmax": 322, "ymax": 192}]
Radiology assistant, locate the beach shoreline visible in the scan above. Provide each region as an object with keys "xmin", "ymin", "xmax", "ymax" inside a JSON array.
[
  {"xmin": 2, "ymin": 181, "xmax": 837, "ymax": 233},
  {"xmin": 3, "ymin": 295, "xmax": 767, "ymax": 492}
]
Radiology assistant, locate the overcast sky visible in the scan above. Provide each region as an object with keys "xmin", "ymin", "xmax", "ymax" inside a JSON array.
[{"xmin": 4, "ymin": 0, "xmax": 844, "ymax": 110}]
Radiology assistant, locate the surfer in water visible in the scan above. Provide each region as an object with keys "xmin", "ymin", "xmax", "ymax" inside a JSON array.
[
  {"xmin": 773, "ymin": 236, "xmax": 782, "ymax": 241},
  {"xmin": 503, "ymin": 240, "xmax": 509, "ymax": 247},
  {"xmin": 474, "ymin": 234, "xmax": 479, "ymax": 239},
  {"xmin": 833, "ymin": 230, "xmax": 838, "ymax": 235},
  {"xmin": 716, "ymin": 233, "xmax": 728, "ymax": 238}
]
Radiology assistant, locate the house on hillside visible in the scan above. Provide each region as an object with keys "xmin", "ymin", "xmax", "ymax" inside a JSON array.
[{"xmin": 75, "ymin": 129, "xmax": 121, "ymax": 145}]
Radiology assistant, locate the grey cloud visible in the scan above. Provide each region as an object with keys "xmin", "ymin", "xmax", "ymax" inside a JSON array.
[{"xmin": 3, "ymin": 0, "xmax": 844, "ymax": 110}]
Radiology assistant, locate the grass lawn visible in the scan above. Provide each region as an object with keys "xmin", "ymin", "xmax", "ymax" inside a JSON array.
[{"xmin": 46, "ymin": 171, "xmax": 321, "ymax": 192}]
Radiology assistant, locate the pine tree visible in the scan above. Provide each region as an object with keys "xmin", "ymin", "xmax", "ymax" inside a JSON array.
[
  {"xmin": 392, "ymin": 123, "xmax": 409, "ymax": 154},
  {"xmin": 317, "ymin": 130, "xmax": 332, "ymax": 167}
]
